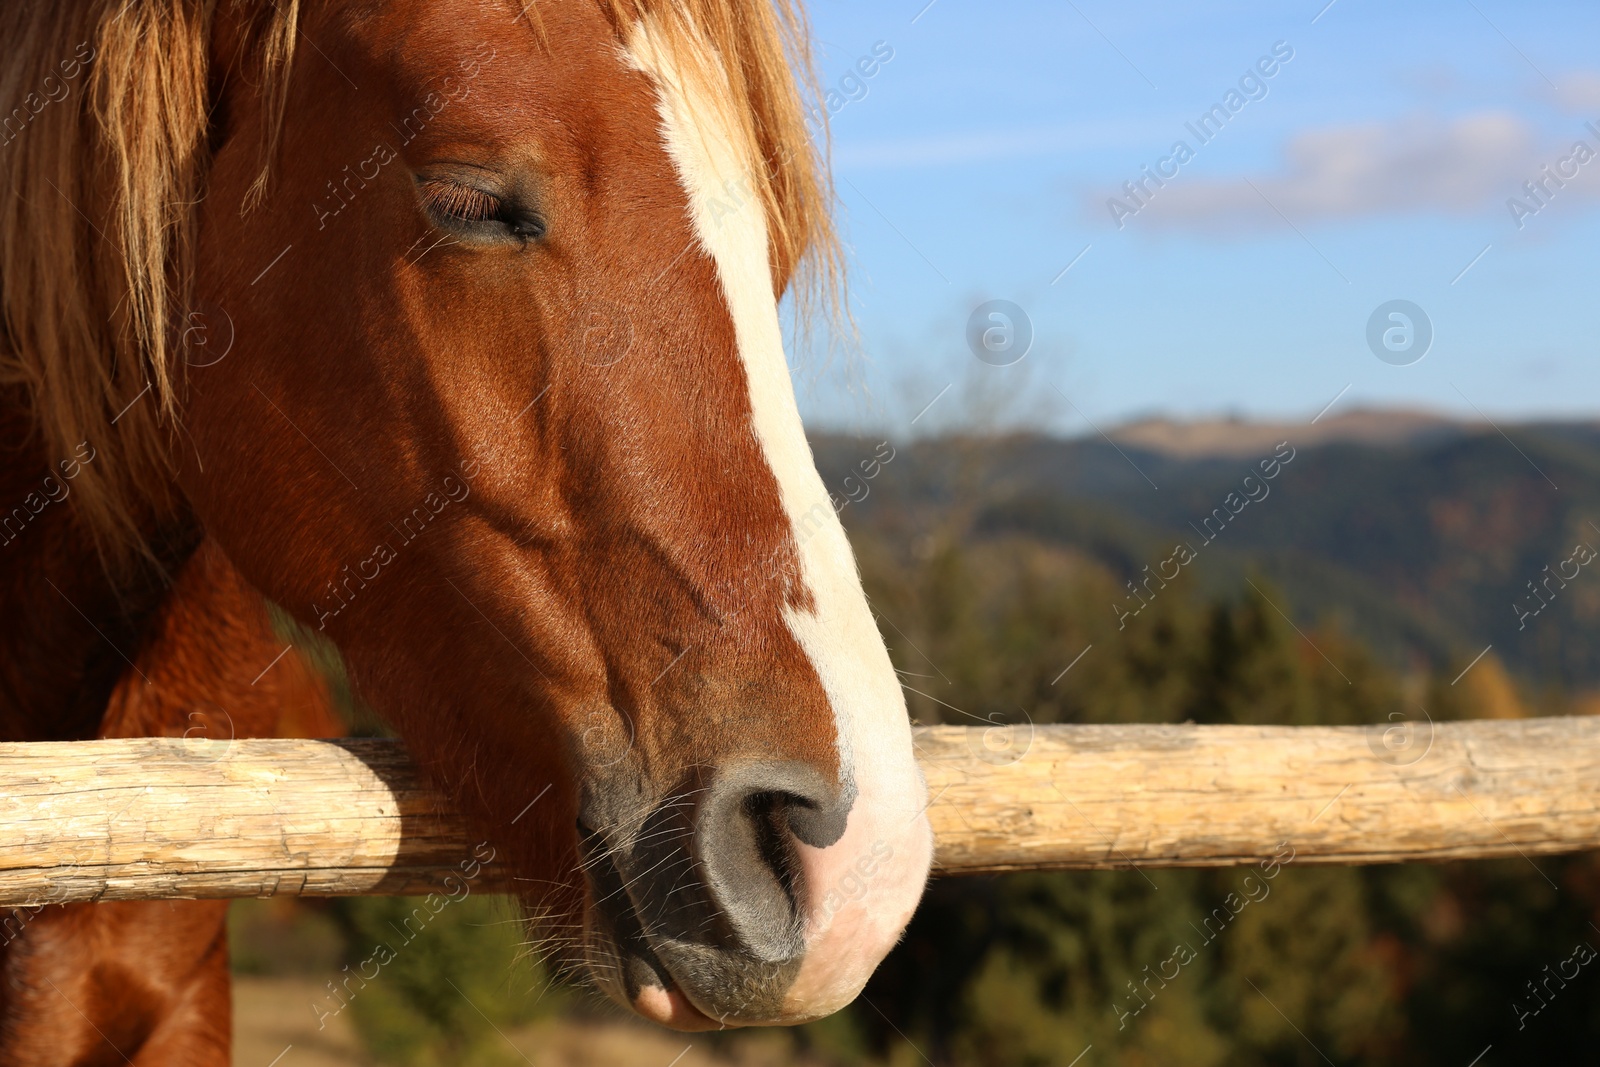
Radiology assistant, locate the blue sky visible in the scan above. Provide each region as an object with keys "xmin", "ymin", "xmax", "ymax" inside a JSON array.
[{"xmin": 792, "ymin": 0, "xmax": 1600, "ymax": 434}]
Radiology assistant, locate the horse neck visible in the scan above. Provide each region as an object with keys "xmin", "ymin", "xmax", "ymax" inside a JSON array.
[{"xmin": 0, "ymin": 392, "xmax": 197, "ymax": 741}]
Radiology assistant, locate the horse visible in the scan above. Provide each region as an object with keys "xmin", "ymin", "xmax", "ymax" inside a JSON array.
[{"xmin": 0, "ymin": 0, "xmax": 934, "ymax": 1061}]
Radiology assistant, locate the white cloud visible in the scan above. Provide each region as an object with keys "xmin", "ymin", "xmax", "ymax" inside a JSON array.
[
  {"xmin": 834, "ymin": 119, "xmax": 1158, "ymax": 171},
  {"xmin": 1115, "ymin": 111, "xmax": 1583, "ymax": 231},
  {"xmin": 1553, "ymin": 71, "xmax": 1600, "ymax": 114}
]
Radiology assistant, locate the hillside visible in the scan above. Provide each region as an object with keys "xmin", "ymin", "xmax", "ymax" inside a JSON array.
[{"xmin": 813, "ymin": 412, "xmax": 1600, "ymax": 691}]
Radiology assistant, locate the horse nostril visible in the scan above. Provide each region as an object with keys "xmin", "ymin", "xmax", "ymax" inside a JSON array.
[
  {"xmin": 770, "ymin": 784, "xmax": 853, "ymax": 850},
  {"xmin": 696, "ymin": 762, "xmax": 856, "ymax": 959}
]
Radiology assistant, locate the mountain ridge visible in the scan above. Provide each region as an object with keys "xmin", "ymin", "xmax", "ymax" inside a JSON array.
[{"xmin": 812, "ymin": 413, "xmax": 1600, "ymax": 691}]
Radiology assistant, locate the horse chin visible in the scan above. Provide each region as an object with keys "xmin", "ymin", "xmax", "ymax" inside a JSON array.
[
  {"xmin": 582, "ymin": 908, "xmax": 788, "ymax": 1031},
  {"xmin": 629, "ymin": 984, "xmax": 726, "ymax": 1032},
  {"xmin": 578, "ymin": 831, "xmax": 802, "ymax": 1029},
  {"xmin": 580, "ymin": 902, "xmax": 740, "ymax": 1031}
]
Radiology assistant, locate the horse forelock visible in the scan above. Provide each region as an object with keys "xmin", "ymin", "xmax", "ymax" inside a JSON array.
[
  {"xmin": 0, "ymin": 0, "xmax": 837, "ymax": 577},
  {"xmin": 597, "ymin": 0, "xmax": 838, "ymax": 298}
]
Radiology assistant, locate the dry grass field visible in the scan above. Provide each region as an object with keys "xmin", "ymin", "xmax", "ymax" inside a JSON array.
[{"xmin": 232, "ymin": 976, "xmax": 830, "ymax": 1067}]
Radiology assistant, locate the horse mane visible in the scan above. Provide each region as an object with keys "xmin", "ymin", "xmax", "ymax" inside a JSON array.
[
  {"xmin": 0, "ymin": 0, "xmax": 836, "ymax": 575},
  {"xmin": 0, "ymin": 0, "xmax": 298, "ymax": 574},
  {"xmin": 597, "ymin": 0, "xmax": 839, "ymax": 301}
]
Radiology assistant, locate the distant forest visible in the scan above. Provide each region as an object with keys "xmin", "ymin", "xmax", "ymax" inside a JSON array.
[{"xmin": 813, "ymin": 419, "xmax": 1600, "ymax": 697}]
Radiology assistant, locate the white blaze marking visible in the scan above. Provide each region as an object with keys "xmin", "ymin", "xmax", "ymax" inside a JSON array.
[{"xmin": 626, "ymin": 21, "xmax": 932, "ymax": 1020}]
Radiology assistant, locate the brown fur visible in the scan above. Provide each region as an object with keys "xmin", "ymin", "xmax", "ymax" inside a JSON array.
[
  {"xmin": 0, "ymin": 0, "xmax": 835, "ymax": 572},
  {"xmin": 0, "ymin": 0, "xmax": 851, "ymax": 1056},
  {"xmin": 0, "ymin": 527, "xmax": 339, "ymax": 1063}
]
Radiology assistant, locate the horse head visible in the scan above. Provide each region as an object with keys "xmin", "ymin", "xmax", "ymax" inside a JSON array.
[{"xmin": 123, "ymin": 0, "xmax": 931, "ymax": 1029}]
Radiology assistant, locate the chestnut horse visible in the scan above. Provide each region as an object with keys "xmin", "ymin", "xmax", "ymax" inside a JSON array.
[{"xmin": 0, "ymin": 0, "xmax": 933, "ymax": 1061}]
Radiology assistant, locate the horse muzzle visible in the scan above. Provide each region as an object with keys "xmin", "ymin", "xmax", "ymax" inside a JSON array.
[{"xmin": 579, "ymin": 759, "xmax": 932, "ymax": 1028}]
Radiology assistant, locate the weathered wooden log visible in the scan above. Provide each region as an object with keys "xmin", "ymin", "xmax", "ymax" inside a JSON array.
[
  {"xmin": 0, "ymin": 738, "xmax": 481, "ymax": 907},
  {"xmin": 0, "ymin": 718, "xmax": 1596, "ymax": 906},
  {"xmin": 915, "ymin": 717, "xmax": 1600, "ymax": 871}
]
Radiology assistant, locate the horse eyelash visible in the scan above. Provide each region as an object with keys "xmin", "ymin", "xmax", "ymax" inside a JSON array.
[{"xmin": 420, "ymin": 179, "xmax": 503, "ymax": 223}]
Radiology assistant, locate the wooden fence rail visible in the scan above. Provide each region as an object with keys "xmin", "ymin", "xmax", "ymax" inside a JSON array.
[{"xmin": 2, "ymin": 718, "xmax": 1598, "ymax": 907}]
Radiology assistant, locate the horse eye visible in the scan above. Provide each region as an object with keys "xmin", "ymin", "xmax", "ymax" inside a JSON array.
[
  {"xmin": 418, "ymin": 177, "xmax": 546, "ymax": 240},
  {"xmin": 421, "ymin": 178, "xmax": 502, "ymax": 222}
]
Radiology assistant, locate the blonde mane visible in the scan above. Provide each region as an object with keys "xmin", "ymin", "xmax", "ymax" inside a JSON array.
[
  {"xmin": 0, "ymin": 0, "xmax": 837, "ymax": 573},
  {"xmin": 597, "ymin": 0, "xmax": 838, "ymax": 299}
]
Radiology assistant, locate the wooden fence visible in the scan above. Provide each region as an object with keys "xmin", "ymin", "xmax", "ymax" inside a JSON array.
[{"xmin": 3, "ymin": 717, "xmax": 1598, "ymax": 907}]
